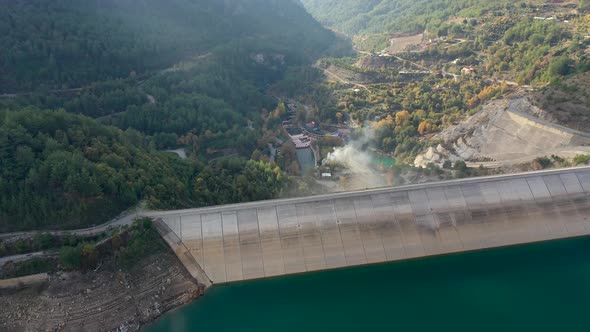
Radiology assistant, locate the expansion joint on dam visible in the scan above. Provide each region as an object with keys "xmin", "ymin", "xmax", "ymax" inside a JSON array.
[{"xmin": 152, "ymin": 167, "xmax": 590, "ymax": 284}]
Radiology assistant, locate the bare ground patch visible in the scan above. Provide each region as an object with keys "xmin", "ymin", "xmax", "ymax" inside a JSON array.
[
  {"xmin": 0, "ymin": 251, "xmax": 203, "ymax": 332},
  {"xmin": 385, "ymin": 34, "xmax": 423, "ymax": 53}
]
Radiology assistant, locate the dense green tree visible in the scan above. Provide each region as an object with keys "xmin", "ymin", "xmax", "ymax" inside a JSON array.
[
  {"xmin": 0, "ymin": 108, "xmax": 195, "ymax": 231},
  {"xmin": 0, "ymin": 108, "xmax": 293, "ymax": 232},
  {"xmin": 0, "ymin": 0, "xmax": 336, "ymax": 92},
  {"xmin": 0, "ymin": 0, "xmax": 342, "ymax": 232},
  {"xmin": 59, "ymin": 245, "xmax": 82, "ymax": 270},
  {"xmin": 301, "ymin": 0, "xmax": 514, "ymax": 48}
]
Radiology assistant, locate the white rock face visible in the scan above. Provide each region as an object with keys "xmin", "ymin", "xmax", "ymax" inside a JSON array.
[
  {"xmin": 414, "ymin": 96, "xmax": 590, "ymax": 168},
  {"xmin": 413, "ymin": 144, "xmax": 461, "ymax": 168}
]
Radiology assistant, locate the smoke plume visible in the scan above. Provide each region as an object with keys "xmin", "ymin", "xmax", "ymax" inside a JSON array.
[{"xmin": 325, "ymin": 128, "xmax": 388, "ymax": 189}]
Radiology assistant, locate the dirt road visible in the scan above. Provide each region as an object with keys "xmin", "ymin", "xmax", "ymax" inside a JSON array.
[{"xmin": 315, "ymin": 65, "xmax": 369, "ymax": 90}]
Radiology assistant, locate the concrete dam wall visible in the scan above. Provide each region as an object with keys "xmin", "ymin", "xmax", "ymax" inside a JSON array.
[{"xmin": 155, "ymin": 167, "xmax": 590, "ymax": 284}]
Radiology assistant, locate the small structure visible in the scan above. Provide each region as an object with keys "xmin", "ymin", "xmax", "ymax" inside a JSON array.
[
  {"xmin": 289, "ymin": 134, "xmax": 312, "ymax": 149},
  {"xmin": 461, "ymin": 66, "xmax": 476, "ymax": 75}
]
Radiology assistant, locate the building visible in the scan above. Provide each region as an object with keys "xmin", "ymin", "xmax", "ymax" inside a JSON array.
[{"xmin": 461, "ymin": 66, "xmax": 476, "ymax": 75}]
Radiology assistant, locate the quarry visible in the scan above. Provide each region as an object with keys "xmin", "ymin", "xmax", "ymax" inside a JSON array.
[{"xmin": 414, "ymin": 95, "xmax": 590, "ymax": 168}]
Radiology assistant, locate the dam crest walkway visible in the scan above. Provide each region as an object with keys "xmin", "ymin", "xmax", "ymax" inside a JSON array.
[{"xmin": 153, "ymin": 167, "xmax": 590, "ymax": 284}]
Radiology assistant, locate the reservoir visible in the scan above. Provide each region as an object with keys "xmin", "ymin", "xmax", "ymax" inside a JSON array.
[
  {"xmin": 296, "ymin": 147, "xmax": 316, "ymax": 175},
  {"xmin": 146, "ymin": 235, "xmax": 590, "ymax": 332}
]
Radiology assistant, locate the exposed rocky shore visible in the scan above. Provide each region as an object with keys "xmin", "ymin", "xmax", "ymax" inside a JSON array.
[{"xmin": 0, "ymin": 251, "xmax": 204, "ymax": 331}]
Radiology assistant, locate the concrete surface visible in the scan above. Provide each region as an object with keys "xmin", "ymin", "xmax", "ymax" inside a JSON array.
[
  {"xmin": 153, "ymin": 219, "xmax": 212, "ymax": 288},
  {"xmin": 153, "ymin": 167, "xmax": 590, "ymax": 284}
]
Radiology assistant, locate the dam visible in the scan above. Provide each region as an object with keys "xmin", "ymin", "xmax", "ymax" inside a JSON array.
[{"xmin": 152, "ymin": 167, "xmax": 590, "ymax": 285}]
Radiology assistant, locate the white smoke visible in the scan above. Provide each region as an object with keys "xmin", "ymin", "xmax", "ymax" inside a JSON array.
[
  {"xmin": 326, "ymin": 145, "xmax": 372, "ymax": 174},
  {"xmin": 325, "ymin": 129, "xmax": 388, "ymax": 189}
]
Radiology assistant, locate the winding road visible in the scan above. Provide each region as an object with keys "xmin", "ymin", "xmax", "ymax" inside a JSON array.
[{"xmin": 0, "ymin": 205, "xmax": 148, "ymax": 241}]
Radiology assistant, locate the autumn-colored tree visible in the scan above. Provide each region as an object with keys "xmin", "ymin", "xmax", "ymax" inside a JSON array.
[
  {"xmin": 178, "ymin": 132, "xmax": 199, "ymax": 146},
  {"xmin": 466, "ymin": 96, "xmax": 480, "ymax": 108},
  {"xmin": 280, "ymin": 141, "xmax": 296, "ymax": 161},
  {"xmin": 177, "ymin": 132, "xmax": 199, "ymax": 154},
  {"xmin": 413, "ymin": 109, "xmax": 427, "ymax": 121},
  {"xmin": 395, "ymin": 110, "xmax": 411, "ymax": 125},
  {"xmin": 320, "ymin": 136, "xmax": 344, "ymax": 147},
  {"xmin": 417, "ymin": 120, "xmax": 434, "ymax": 135},
  {"xmin": 273, "ymin": 102, "xmax": 287, "ymax": 119},
  {"xmin": 500, "ymin": 81, "xmax": 509, "ymax": 94},
  {"xmin": 251, "ymin": 149, "xmax": 263, "ymax": 161},
  {"xmin": 374, "ymin": 114, "xmax": 395, "ymax": 128}
]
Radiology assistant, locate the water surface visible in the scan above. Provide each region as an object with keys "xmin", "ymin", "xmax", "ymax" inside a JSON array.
[
  {"xmin": 146, "ymin": 236, "xmax": 590, "ymax": 332},
  {"xmin": 296, "ymin": 147, "xmax": 315, "ymax": 175}
]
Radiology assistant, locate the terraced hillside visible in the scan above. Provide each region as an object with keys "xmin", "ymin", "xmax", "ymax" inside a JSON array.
[{"xmin": 414, "ymin": 96, "xmax": 590, "ymax": 168}]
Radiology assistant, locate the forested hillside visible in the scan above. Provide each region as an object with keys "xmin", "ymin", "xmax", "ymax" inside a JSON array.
[
  {"xmin": 294, "ymin": 0, "xmax": 590, "ymax": 167},
  {"xmin": 0, "ymin": 0, "xmax": 341, "ymax": 232},
  {"xmin": 301, "ymin": 0, "xmax": 589, "ymax": 50},
  {"xmin": 0, "ymin": 108, "xmax": 290, "ymax": 232},
  {"xmin": 0, "ymin": 108, "xmax": 189, "ymax": 231},
  {"xmin": 0, "ymin": 0, "xmax": 335, "ymax": 93},
  {"xmin": 300, "ymin": 0, "xmax": 513, "ymax": 36}
]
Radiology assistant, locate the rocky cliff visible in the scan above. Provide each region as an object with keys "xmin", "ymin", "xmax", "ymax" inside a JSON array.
[{"xmin": 414, "ymin": 96, "xmax": 590, "ymax": 168}]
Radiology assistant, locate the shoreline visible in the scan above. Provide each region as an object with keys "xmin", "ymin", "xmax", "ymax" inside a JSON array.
[
  {"xmin": 0, "ymin": 249, "xmax": 204, "ymax": 332},
  {"xmin": 141, "ymin": 235, "xmax": 590, "ymax": 332}
]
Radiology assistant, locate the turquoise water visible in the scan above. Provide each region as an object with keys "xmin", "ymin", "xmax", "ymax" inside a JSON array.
[
  {"xmin": 296, "ymin": 147, "xmax": 315, "ymax": 175},
  {"xmin": 146, "ymin": 236, "xmax": 590, "ymax": 332},
  {"xmin": 371, "ymin": 155, "xmax": 396, "ymax": 168}
]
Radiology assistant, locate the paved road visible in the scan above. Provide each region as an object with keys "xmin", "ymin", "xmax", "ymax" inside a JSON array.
[
  {"xmin": 147, "ymin": 166, "xmax": 590, "ymax": 218},
  {"xmin": 0, "ymin": 205, "xmax": 147, "ymax": 241},
  {"xmin": 0, "ymin": 207, "xmax": 147, "ymax": 267},
  {"xmin": 3, "ymin": 167, "xmax": 590, "ymax": 246}
]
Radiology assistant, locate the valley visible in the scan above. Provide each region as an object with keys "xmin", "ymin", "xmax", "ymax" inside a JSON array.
[
  {"xmin": 1, "ymin": 1, "xmax": 588, "ymax": 230},
  {"xmin": 1, "ymin": 0, "xmax": 590, "ymax": 331},
  {"xmin": 288, "ymin": 0, "xmax": 590, "ymax": 184}
]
